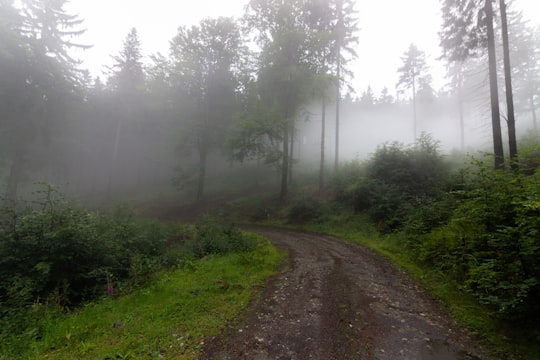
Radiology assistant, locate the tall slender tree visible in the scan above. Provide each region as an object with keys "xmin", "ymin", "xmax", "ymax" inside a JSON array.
[
  {"xmin": 332, "ymin": 0, "xmax": 357, "ymax": 173},
  {"xmin": 511, "ymin": 21, "xmax": 540, "ymax": 131},
  {"xmin": 397, "ymin": 43, "xmax": 431, "ymax": 141},
  {"xmin": 304, "ymin": 0, "xmax": 340, "ymax": 192},
  {"xmin": 439, "ymin": 0, "xmax": 507, "ymax": 168},
  {"xmin": 499, "ymin": 0, "xmax": 517, "ymax": 163},
  {"xmin": 485, "ymin": 0, "xmax": 505, "ymax": 168}
]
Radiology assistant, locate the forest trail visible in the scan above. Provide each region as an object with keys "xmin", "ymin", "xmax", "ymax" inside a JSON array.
[{"xmin": 202, "ymin": 226, "xmax": 496, "ymax": 360}]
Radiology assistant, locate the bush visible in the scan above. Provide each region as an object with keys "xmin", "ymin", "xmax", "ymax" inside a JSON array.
[
  {"xmin": 0, "ymin": 184, "xmax": 186, "ymax": 345},
  {"xmin": 413, "ymin": 158, "xmax": 540, "ymax": 320},
  {"xmin": 287, "ymin": 197, "xmax": 328, "ymax": 224},
  {"xmin": 332, "ymin": 134, "xmax": 450, "ymax": 231},
  {"xmin": 186, "ymin": 217, "xmax": 257, "ymax": 259}
]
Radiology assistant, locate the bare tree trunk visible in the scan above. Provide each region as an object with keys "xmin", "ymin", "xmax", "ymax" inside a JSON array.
[
  {"xmin": 334, "ymin": 59, "xmax": 341, "ymax": 174},
  {"xmin": 334, "ymin": 0, "xmax": 343, "ymax": 174},
  {"xmin": 5, "ymin": 152, "xmax": 23, "ymax": 205},
  {"xmin": 486, "ymin": 0, "xmax": 505, "ymax": 169},
  {"xmin": 288, "ymin": 125, "xmax": 294, "ymax": 186},
  {"xmin": 280, "ymin": 120, "xmax": 289, "ymax": 201},
  {"xmin": 500, "ymin": 0, "xmax": 518, "ymax": 164},
  {"xmin": 319, "ymin": 98, "xmax": 326, "ymax": 194},
  {"xmin": 530, "ymin": 94, "xmax": 538, "ymax": 131},
  {"xmin": 107, "ymin": 115, "xmax": 122, "ymax": 196},
  {"xmin": 412, "ymin": 72, "xmax": 417, "ymax": 141},
  {"xmin": 197, "ymin": 141, "xmax": 207, "ymax": 202},
  {"xmin": 457, "ymin": 66, "xmax": 465, "ymax": 150}
]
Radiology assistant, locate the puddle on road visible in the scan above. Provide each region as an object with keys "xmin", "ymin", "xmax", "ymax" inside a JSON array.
[{"xmin": 420, "ymin": 339, "xmax": 481, "ymax": 360}]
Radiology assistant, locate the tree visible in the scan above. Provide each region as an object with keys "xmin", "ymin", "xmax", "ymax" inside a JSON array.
[
  {"xmin": 106, "ymin": 27, "xmax": 146, "ymax": 194},
  {"xmin": 439, "ymin": 0, "xmax": 510, "ymax": 169},
  {"xmin": 396, "ymin": 43, "xmax": 431, "ymax": 141},
  {"xmin": 170, "ymin": 17, "xmax": 243, "ymax": 201},
  {"xmin": 511, "ymin": 23, "xmax": 540, "ymax": 131},
  {"xmin": 377, "ymin": 87, "xmax": 395, "ymax": 106},
  {"xmin": 359, "ymin": 86, "xmax": 375, "ymax": 108},
  {"xmin": 445, "ymin": 62, "xmax": 467, "ymax": 149},
  {"xmin": 304, "ymin": 0, "xmax": 337, "ymax": 193},
  {"xmin": 0, "ymin": 0, "xmax": 87, "ymax": 201},
  {"xmin": 485, "ymin": 0, "xmax": 505, "ymax": 168},
  {"xmin": 108, "ymin": 28, "xmax": 145, "ymax": 94},
  {"xmin": 244, "ymin": 0, "xmax": 319, "ymax": 200},
  {"xmin": 332, "ymin": 0, "xmax": 358, "ymax": 173},
  {"xmin": 499, "ymin": 0, "xmax": 517, "ymax": 163}
]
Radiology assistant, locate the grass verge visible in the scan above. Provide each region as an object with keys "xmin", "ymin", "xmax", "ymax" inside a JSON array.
[{"xmin": 16, "ymin": 236, "xmax": 284, "ymax": 359}]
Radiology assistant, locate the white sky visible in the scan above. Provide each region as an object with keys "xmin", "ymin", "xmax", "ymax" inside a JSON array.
[{"xmin": 67, "ymin": 0, "xmax": 540, "ymax": 96}]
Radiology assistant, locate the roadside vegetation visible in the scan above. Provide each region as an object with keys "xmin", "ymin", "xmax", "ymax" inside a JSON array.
[
  {"xmin": 0, "ymin": 184, "xmax": 284, "ymax": 358},
  {"xmin": 234, "ymin": 132, "xmax": 540, "ymax": 359}
]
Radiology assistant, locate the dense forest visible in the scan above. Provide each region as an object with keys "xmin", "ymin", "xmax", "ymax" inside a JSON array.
[{"xmin": 1, "ymin": 0, "xmax": 539, "ymax": 358}]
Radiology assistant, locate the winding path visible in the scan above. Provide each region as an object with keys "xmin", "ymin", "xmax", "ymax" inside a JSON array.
[{"xmin": 202, "ymin": 226, "xmax": 495, "ymax": 360}]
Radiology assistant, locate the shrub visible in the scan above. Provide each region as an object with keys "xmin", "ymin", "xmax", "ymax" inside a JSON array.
[
  {"xmin": 186, "ymin": 217, "xmax": 257, "ymax": 258},
  {"xmin": 0, "ymin": 184, "xmax": 184, "ymax": 345},
  {"xmin": 414, "ymin": 158, "xmax": 540, "ymax": 320},
  {"xmin": 333, "ymin": 134, "xmax": 450, "ymax": 231},
  {"xmin": 287, "ymin": 197, "xmax": 328, "ymax": 224}
]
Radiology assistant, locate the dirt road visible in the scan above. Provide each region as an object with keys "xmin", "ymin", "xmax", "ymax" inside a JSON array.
[{"xmin": 202, "ymin": 226, "xmax": 496, "ymax": 360}]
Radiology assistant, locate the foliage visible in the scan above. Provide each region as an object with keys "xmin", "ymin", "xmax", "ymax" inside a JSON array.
[
  {"xmin": 0, "ymin": 184, "xmax": 260, "ymax": 351},
  {"xmin": 0, "ymin": 185, "xmax": 174, "ymax": 348},
  {"xmin": 170, "ymin": 17, "xmax": 245, "ymax": 200},
  {"xmin": 396, "ymin": 43, "xmax": 432, "ymax": 100},
  {"xmin": 287, "ymin": 197, "xmax": 328, "ymax": 224},
  {"xmin": 0, "ymin": 0, "xmax": 88, "ymax": 200},
  {"xmin": 332, "ymin": 134, "xmax": 449, "ymax": 231},
  {"xmin": 186, "ymin": 216, "xmax": 257, "ymax": 259},
  {"xmin": 410, "ymin": 157, "xmax": 540, "ymax": 321},
  {"xmin": 0, "ymin": 237, "xmax": 283, "ymax": 359}
]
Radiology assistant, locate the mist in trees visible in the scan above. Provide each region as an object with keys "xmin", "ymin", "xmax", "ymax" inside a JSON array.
[{"xmin": 0, "ymin": 0, "xmax": 538, "ymax": 204}]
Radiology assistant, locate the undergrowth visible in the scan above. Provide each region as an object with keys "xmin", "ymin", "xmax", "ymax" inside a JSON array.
[
  {"xmin": 0, "ymin": 184, "xmax": 280, "ymax": 358},
  {"xmin": 5, "ymin": 239, "xmax": 283, "ymax": 359}
]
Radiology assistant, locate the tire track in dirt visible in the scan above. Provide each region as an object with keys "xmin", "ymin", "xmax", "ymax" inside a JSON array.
[{"xmin": 202, "ymin": 227, "xmax": 496, "ymax": 360}]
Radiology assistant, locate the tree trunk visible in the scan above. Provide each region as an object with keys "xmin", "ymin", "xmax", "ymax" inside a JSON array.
[
  {"xmin": 500, "ymin": 0, "xmax": 518, "ymax": 163},
  {"xmin": 197, "ymin": 141, "xmax": 207, "ymax": 202},
  {"xmin": 288, "ymin": 125, "xmax": 294, "ymax": 186},
  {"xmin": 280, "ymin": 120, "xmax": 289, "ymax": 201},
  {"xmin": 486, "ymin": 0, "xmax": 505, "ymax": 169},
  {"xmin": 530, "ymin": 94, "xmax": 538, "ymax": 131},
  {"xmin": 319, "ymin": 98, "xmax": 326, "ymax": 194},
  {"xmin": 334, "ymin": 57, "xmax": 341, "ymax": 174},
  {"xmin": 334, "ymin": 0, "xmax": 343, "ymax": 174},
  {"xmin": 107, "ymin": 115, "xmax": 123, "ymax": 196},
  {"xmin": 5, "ymin": 152, "xmax": 23, "ymax": 205},
  {"xmin": 457, "ymin": 67, "xmax": 465, "ymax": 150},
  {"xmin": 412, "ymin": 72, "xmax": 417, "ymax": 141}
]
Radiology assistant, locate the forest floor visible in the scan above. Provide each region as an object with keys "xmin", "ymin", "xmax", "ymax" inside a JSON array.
[{"xmin": 201, "ymin": 226, "xmax": 498, "ymax": 360}]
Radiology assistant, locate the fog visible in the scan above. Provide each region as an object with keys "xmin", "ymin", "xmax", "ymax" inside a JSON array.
[{"xmin": 1, "ymin": 0, "xmax": 539, "ymax": 204}]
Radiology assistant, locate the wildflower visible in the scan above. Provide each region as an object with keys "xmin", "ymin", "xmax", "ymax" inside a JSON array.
[{"xmin": 106, "ymin": 275, "xmax": 114, "ymax": 296}]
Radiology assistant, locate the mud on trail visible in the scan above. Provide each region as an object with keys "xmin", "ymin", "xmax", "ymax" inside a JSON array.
[{"xmin": 202, "ymin": 227, "xmax": 497, "ymax": 360}]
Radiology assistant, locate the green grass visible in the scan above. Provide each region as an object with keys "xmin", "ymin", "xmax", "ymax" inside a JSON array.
[{"xmin": 11, "ymin": 237, "xmax": 284, "ymax": 360}]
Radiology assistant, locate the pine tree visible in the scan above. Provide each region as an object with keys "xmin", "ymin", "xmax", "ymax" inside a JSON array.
[
  {"xmin": 396, "ymin": 43, "xmax": 431, "ymax": 141},
  {"xmin": 106, "ymin": 28, "xmax": 146, "ymax": 194},
  {"xmin": 1, "ymin": 0, "xmax": 87, "ymax": 200},
  {"xmin": 108, "ymin": 27, "xmax": 145, "ymax": 95}
]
